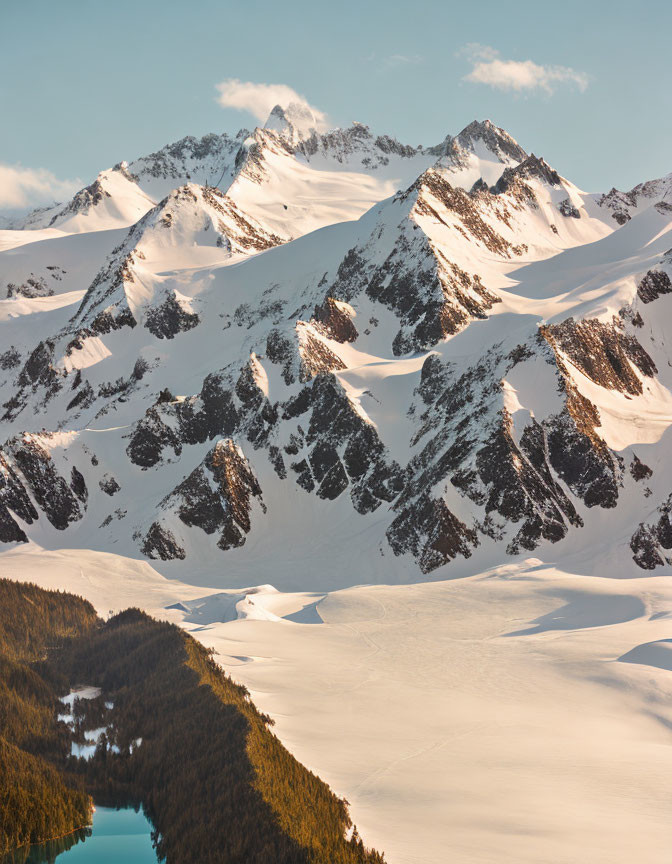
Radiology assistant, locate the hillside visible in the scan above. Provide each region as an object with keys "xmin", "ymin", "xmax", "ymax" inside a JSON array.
[
  {"xmin": 0, "ymin": 115, "xmax": 671, "ymax": 584},
  {"xmin": 0, "ymin": 579, "xmax": 383, "ymax": 863}
]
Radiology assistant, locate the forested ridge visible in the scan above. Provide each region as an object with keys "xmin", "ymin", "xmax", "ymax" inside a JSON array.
[
  {"xmin": 0, "ymin": 581, "xmax": 385, "ymax": 863},
  {"xmin": 64, "ymin": 609, "xmax": 385, "ymax": 863},
  {"xmin": 0, "ymin": 579, "xmax": 95, "ymax": 855}
]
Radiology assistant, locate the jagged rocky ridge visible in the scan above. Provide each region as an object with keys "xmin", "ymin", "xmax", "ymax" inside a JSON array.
[{"xmin": 2, "ymin": 114, "xmax": 672, "ymax": 579}]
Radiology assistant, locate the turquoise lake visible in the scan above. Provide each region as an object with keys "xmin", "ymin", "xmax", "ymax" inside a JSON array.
[{"xmin": 4, "ymin": 807, "xmax": 158, "ymax": 864}]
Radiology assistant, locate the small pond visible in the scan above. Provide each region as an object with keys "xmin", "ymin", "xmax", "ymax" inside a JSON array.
[{"xmin": 3, "ymin": 807, "xmax": 158, "ymax": 864}]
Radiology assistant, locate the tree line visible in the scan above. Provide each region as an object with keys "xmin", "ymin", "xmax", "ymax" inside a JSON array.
[{"xmin": 0, "ymin": 581, "xmax": 386, "ymax": 863}]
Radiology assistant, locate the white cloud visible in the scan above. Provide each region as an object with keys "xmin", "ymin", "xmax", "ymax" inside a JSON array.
[
  {"xmin": 461, "ymin": 44, "xmax": 588, "ymax": 95},
  {"xmin": 215, "ymin": 79, "xmax": 328, "ymax": 129},
  {"xmin": 0, "ymin": 163, "xmax": 81, "ymax": 211},
  {"xmin": 385, "ymin": 54, "xmax": 424, "ymax": 67}
]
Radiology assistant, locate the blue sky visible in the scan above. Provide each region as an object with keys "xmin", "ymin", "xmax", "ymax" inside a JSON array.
[{"xmin": 1, "ymin": 0, "xmax": 670, "ymax": 208}]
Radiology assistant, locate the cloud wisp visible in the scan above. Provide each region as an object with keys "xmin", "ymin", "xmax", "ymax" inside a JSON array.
[
  {"xmin": 215, "ymin": 79, "xmax": 328, "ymax": 130},
  {"xmin": 0, "ymin": 163, "xmax": 81, "ymax": 212},
  {"xmin": 384, "ymin": 54, "xmax": 424, "ymax": 68},
  {"xmin": 461, "ymin": 44, "xmax": 588, "ymax": 95}
]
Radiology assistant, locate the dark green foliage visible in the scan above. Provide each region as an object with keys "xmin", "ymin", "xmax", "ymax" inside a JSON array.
[
  {"xmin": 64, "ymin": 610, "xmax": 385, "ymax": 864},
  {"xmin": 0, "ymin": 584, "xmax": 385, "ymax": 864},
  {"xmin": 0, "ymin": 579, "xmax": 97, "ymax": 663},
  {"xmin": 0, "ymin": 580, "xmax": 96, "ymax": 855}
]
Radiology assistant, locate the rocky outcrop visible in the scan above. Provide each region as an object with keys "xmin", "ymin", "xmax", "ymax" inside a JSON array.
[
  {"xmin": 541, "ymin": 318, "xmax": 656, "ymax": 396},
  {"xmin": 99, "ymin": 474, "xmax": 120, "ymax": 496},
  {"xmin": 637, "ymin": 269, "xmax": 672, "ymax": 304},
  {"xmin": 2, "ymin": 437, "xmax": 84, "ymax": 531},
  {"xmin": 5, "ymin": 274, "xmax": 55, "ymax": 299},
  {"xmin": 48, "ymin": 179, "xmax": 110, "ymax": 225},
  {"xmin": 558, "ymin": 198, "xmax": 581, "ymax": 219},
  {"xmin": 73, "ymin": 247, "xmax": 138, "ymax": 333},
  {"xmin": 284, "ymin": 373, "xmax": 404, "ymax": 512},
  {"xmin": 0, "ymin": 451, "xmax": 39, "ymax": 543},
  {"xmin": 630, "ymin": 455, "xmax": 653, "ymax": 482},
  {"xmin": 544, "ymin": 384, "xmax": 619, "ymax": 509},
  {"xmin": 142, "ymin": 522, "xmax": 186, "ymax": 560},
  {"xmin": 387, "ymin": 492, "xmax": 477, "ymax": 573},
  {"xmin": 144, "ymin": 439, "xmax": 264, "ymax": 558},
  {"xmin": 266, "ymin": 330, "xmax": 297, "ymax": 385},
  {"xmin": 296, "ymin": 323, "xmax": 347, "ymax": 381},
  {"xmin": 538, "ymin": 318, "xmax": 658, "ymax": 509},
  {"xmin": 334, "ymin": 232, "xmax": 499, "ymax": 355},
  {"xmin": 126, "ymin": 374, "xmax": 240, "ymax": 468},
  {"xmin": 392, "ymin": 347, "xmax": 584, "ymax": 570},
  {"xmin": 144, "ymin": 292, "xmax": 200, "ymax": 340},
  {"xmin": 312, "ymin": 297, "xmax": 358, "ymax": 343},
  {"xmin": 630, "ymin": 494, "xmax": 672, "ymax": 569}
]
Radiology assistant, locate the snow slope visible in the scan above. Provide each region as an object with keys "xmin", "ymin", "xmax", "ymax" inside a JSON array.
[
  {"xmin": 2, "ymin": 545, "xmax": 671, "ymax": 864},
  {"xmin": 2, "ymin": 114, "xmax": 672, "ymax": 863}
]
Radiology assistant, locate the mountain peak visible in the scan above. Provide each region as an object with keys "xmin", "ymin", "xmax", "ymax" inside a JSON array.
[
  {"xmin": 264, "ymin": 102, "xmax": 323, "ymax": 142},
  {"xmin": 455, "ymin": 119, "xmax": 527, "ymax": 164}
]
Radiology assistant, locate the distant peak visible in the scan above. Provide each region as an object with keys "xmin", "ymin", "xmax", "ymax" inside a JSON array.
[
  {"xmin": 455, "ymin": 119, "xmax": 527, "ymax": 164},
  {"xmin": 264, "ymin": 102, "xmax": 323, "ymax": 141}
]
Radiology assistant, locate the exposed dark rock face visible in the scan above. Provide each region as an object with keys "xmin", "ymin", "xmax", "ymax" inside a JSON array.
[
  {"xmin": 312, "ymin": 297, "xmax": 358, "ymax": 343},
  {"xmin": 494, "ymin": 155, "xmax": 561, "ymax": 200},
  {"xmin": 289, "ymin": 374, "xmax": 404, "ymax": 511},
  {"xmin": 598, "ymin": 176, "xmax": 671, "ymax": 225},
  {"xmin": 127, "ymin": 371, "xmax": 246, "ymax": 469},
  {"xmin": 144, "ymin": 293, "xmax": 200, "ymax": 340},
  {"xmin": 91, "ymin": 305, "xmax": 137, "ymax": 335},
  {"xmin": 630, "ymin": 494, "xmax": 672, "ymax": 569},
  {"xmin": 73, "ymin": 248, "xmax": 138, "ymax": 333},
  {"xmin": 5, "ymin": 274, "xmax": 55, "ymax": 299},
  {"xmin": 326, "ymin": 168, "xmax": 515, "ymax": 355},
  {"xmin": 99, "ymin": 474, "xmax": 120, "ymax": 496},
  {"xmin": 70, "ymin": 466, "xmax": 88, "ymax": 503},
  {"xmin": 630, "ymin": 455, "xmax": 653, "ymax": 482},
  {"xmin": 558, "ymin": 198, "xmax": 581, "ymax": 218},
  {"xmin": 3, "ymin": 338, "xmax": 64, "ymax": 422},
  {"xmin": 131, "ymin": 130, "xmax": 244, "ymax": 186},
  {"xmin": 18, "ymin": 341, "xmax": 57, "ymax": 388},
  {"xmin": 387, "ymin": 493, "xmax": 477, "ymax": 574},
  {"xmin": 126, "ymin": 404, "xmax": 185, "ymax": 468},
  {"xmin": 477, "ymin": 418, "xmax": 582, "ymax": 554},
  {"xmin": 266, "ymin": 330, "xmax": 297, "ymax": 385},
  {"xmin": 4, "ymin": 437, "xmax": 84, "ymax": 530},
  {"xmin": 329, "ymin": 248, "xmax": 369, "ymax": 303},
  {"xmin": 365, "ymin": 235, "xmax": 499, "ymax": 355},
  {"xmin": 541, "ymin": 376, "xmax": 619, "ymax": 509},
  {"xmin": 0, "ymin": 451, "xmax": 39, "ymax": 543},
  {"xmin": 454, "ymin": 120, "xmax": 528, "ymax": 164},
  {"xmin": 146, "ymin": 439, "xmax": 264, "ymax": 557},
  {"xmin": 0, "ymin": 348, "xmax": 20, "ymax": 370},
  {"xmin": 0, "ymin": 506, "xmax": 28, "ymax": 543},
  {"xmin": 637, "ymin": 269, "xmax": 672, "ymax": 304},
  {"xmin": 49, "ymin": 179, "xmax": 110, "ymax": 226},
  {"xmin": 541, "ymin": 318, "xmax": 656, "ymax": 396},
  {"xmin": 142, "ymin": 522, "xmax": 186, "ymax": 560},
  {"xmin": 596, "ymin": 187, "xmax": 637, "ymax": 225},
  {"xmin": 201, "ymin": 185, "xmax": 283, "ymax": 251},
  {"xmin": 297, "ymin": 325, "xmax": 347, "ymax": 381},
  {"xmin": 295, "ymin": 120, "xmax": 420, "ymax": 165},
  {"xmin": 537, "ymin": 318, "xmax": 659, "ymax": 509},
  {"xmin": 392, "ymin": 348, "xmax": 585, "ymax": 570},
  {"xmin": 413, "ymin": 170, "xmax": 516, "ymax": 256}
]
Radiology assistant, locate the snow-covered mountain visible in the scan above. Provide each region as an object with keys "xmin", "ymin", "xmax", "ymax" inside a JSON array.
[{"xmin": 2, "ymin": 113, "xmax": 672, "ymax": 586}]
